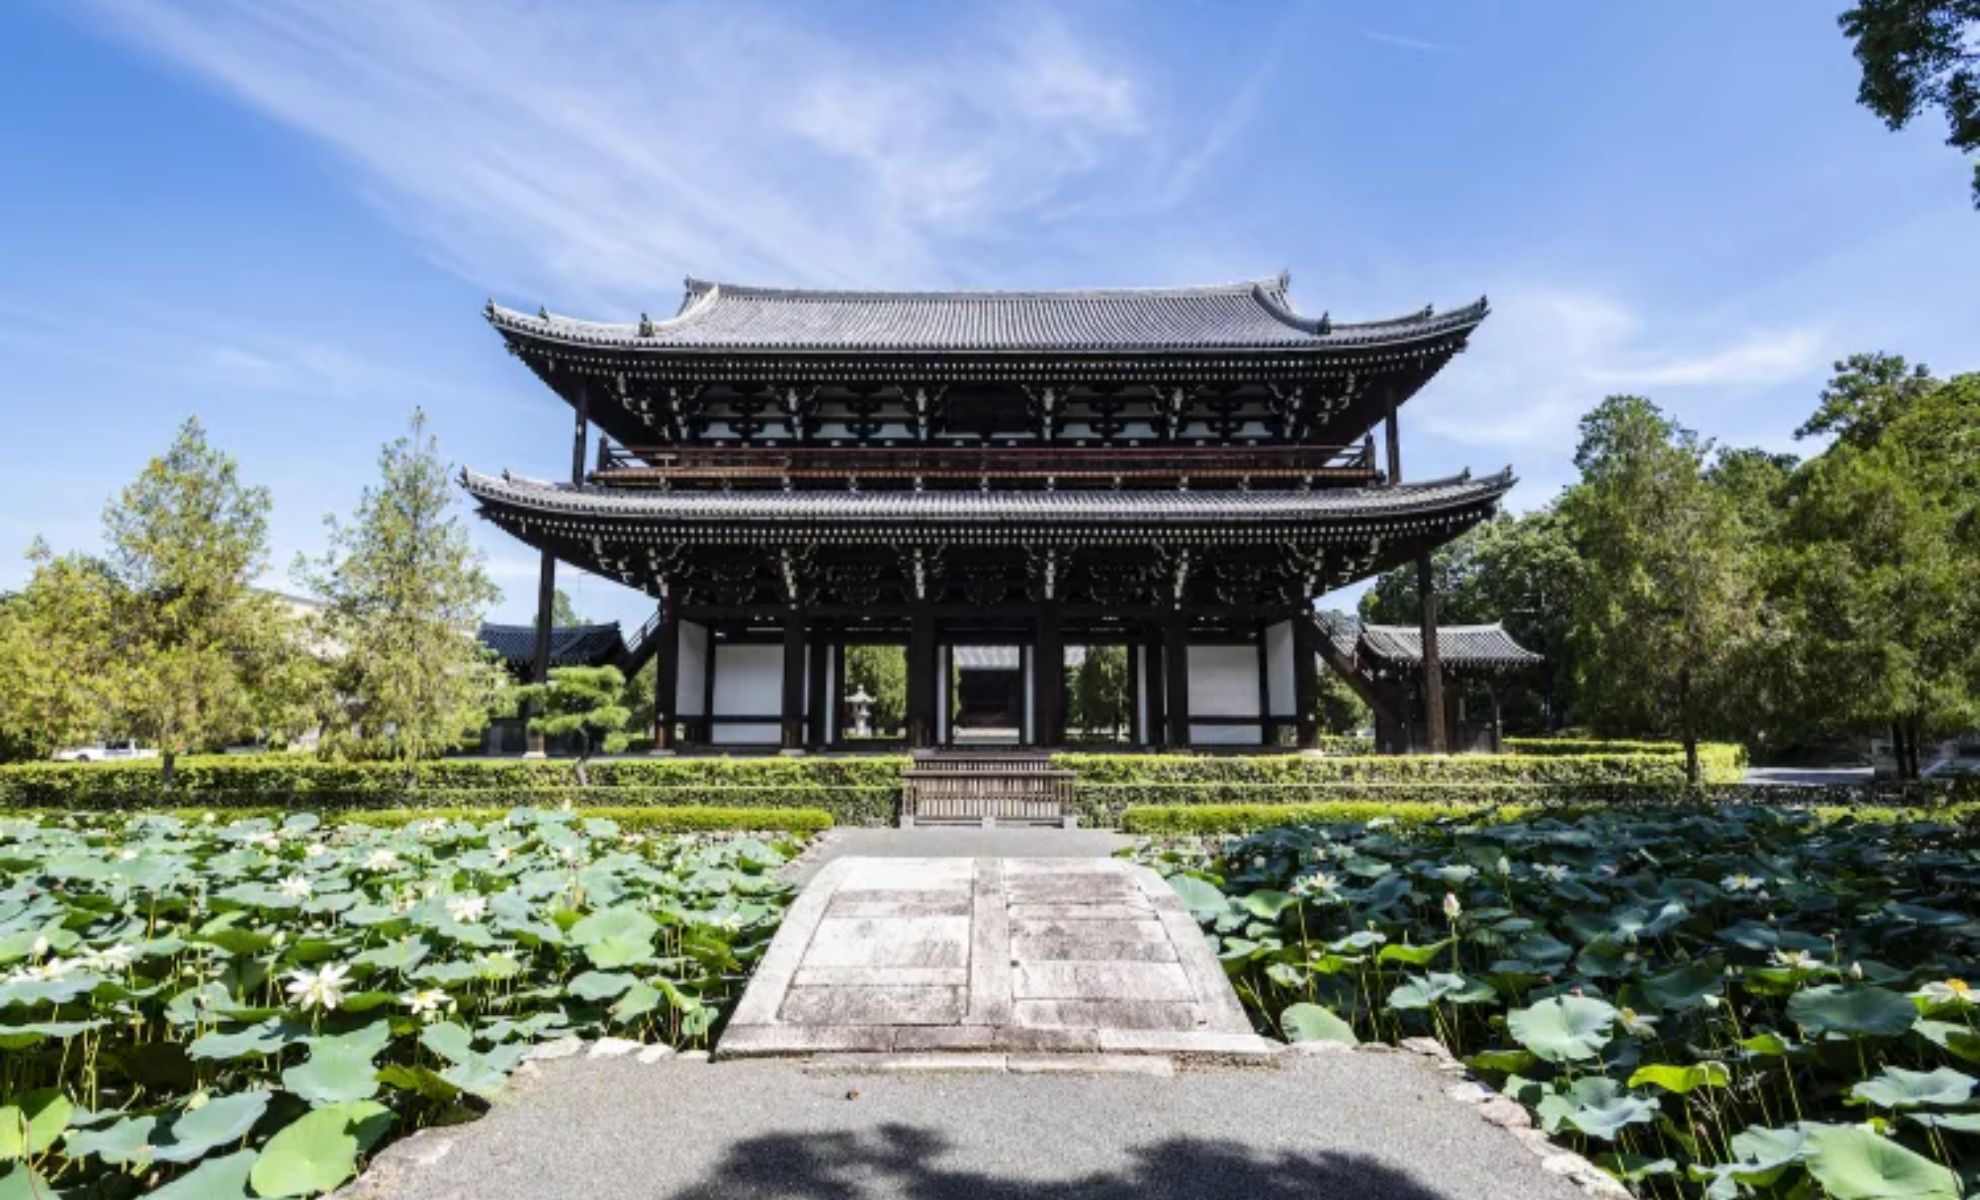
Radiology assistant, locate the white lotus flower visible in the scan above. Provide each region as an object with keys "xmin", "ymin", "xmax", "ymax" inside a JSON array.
[
  {"xmin": 1442, "ymin": 892, "xmax": 1463, "ymax": 920},
  {"xmin": 305, "ymin": 842, "xmax": 329, "ymax": 859},
  {"xmin": 1533, "ymin": 864, "xmax": 1570, "ymax": 883},
  {"xmin": 83, "ymin": 944, "xmax": 135, "ymax": 972},
  {"xmin": 29, "ymin": 935, "xmax": 49, "ymax": 959},
  {"xmin": 447, "ymin": 894, "xmax": 489, "ymax": 924},
  {"xmin": 7, "ymin": 957, "xmax": 75, "ymax": 984},
  {"xmin": 1618, "ymin": 1007, "xmax": 1661, "ymax": 1036},
  {"xmin": 248, "ymin": 831, "xmax": 280, "ymax": 852},
  {"xmin": 276, "ymin": 875, "xmax": 313, "ymax": 899},
  {"xmin": 201, "ymin": 812, "xmax": 217, "ymax": 824},
  {"xmin": 1773, "ymin": 949, "xmax": 1819, "ymax": 971},
  {"xmin": 492, "ymin": 845, "xmax": 515, "ymax": 864},
  {"xmin": 117, "ymin": 848, "xmax": 139, "ymax": 862},
  {"xmin": 1918, "ymin": 979, "xmax": 1974, "ymax": 1006},
  {"xmin": 365, "ymin": 849, "xmax": 401, "ymax": 872},
  {"xmin": 1721, "ymin": 872, "xmax": 1763, "ymax": 893},
  {"xmin": 401, "ymin": 988, "xmax": 454, "ymax": 1019},
  {"xmin": 285, "ymin": 963, "xmax": 351, "ymax": 1012},
  {"xmin": 1291, "ymin": 871, "xmax": 1339, "ymax": 897}
]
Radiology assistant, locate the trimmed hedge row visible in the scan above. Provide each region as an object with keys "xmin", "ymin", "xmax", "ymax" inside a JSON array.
[
  {"xmin": 1504, "ymin": 738, "xmax": 1746, "ymax": 765},
  {"xmin": 333, "ymin": 805, "xmax": 836, "ymax": 833},
  {"xmin": 1117, "ymin": 778, "xmax": 1980, "ymax": 834}
]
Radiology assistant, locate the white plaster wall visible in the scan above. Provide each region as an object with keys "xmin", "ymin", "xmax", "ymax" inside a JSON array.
[
  {"xmin": 675, "ymin": 621, "xmax": 709, "ymax": 717},
  {"xmin": 1189, "ymin": 643, "xmax": 1261, "ymax": 745},
  {"xmin": 712, "ymin": 643, "xmax": 783, "ymax": 745},
  {"xmin": 1264, "ymin": 620, "xmax": 1295, "ymax": 717}
]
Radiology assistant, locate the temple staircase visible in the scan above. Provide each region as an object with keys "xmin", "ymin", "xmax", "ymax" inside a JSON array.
[
  {"xmin": 613, "ymin": 606, "xmax": 668, "ymax": 679},
  {"xmin": 900, "ymin": 749, "xmax": 1077, "ymax": 828}
]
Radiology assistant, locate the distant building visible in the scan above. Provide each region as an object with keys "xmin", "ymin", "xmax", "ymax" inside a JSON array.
[
  {"xmin": 1322, "ymin": 618, "xmax": 1542, "ymax": 753},
  {"xmin": 465, "ymin": 274, "xmax": 1511, "ymax": 752}
]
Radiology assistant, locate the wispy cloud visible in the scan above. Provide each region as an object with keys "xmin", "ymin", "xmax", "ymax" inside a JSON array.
[
  {"xmin": 76, "ymin": 0, "xmax": 1150, "ymax": 310},
  {"xmin": 1414, "ymin": 286, "xmax": 1827, "ymax": 454},
  {"xmin": 1361, "ymin": 29, "xmax": 1453, "ymax": 55}
]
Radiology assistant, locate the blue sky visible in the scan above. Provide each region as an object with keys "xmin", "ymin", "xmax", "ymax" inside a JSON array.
[{"xmin": 4, "ymin": 1, "xmax": 1975, "ymax": 629}]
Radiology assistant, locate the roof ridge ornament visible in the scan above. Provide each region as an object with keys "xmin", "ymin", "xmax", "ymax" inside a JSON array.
[{"xmin": 638, "ymin": 312, "xmax": 654, "ymax": 337}]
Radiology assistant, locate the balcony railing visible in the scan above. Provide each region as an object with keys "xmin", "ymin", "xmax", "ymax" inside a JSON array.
[{"xmin": 593, "ymin": 442, "xmax": 1378, "ymax": 489}]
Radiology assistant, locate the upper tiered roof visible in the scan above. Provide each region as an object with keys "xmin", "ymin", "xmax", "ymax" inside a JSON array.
[{"xmin": 486, "ymin": 275, "xmax": 1487, "ymax": 355}]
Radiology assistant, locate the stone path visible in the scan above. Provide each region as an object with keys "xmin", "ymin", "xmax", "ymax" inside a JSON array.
[{"xmin": 719, "ymin": 856, "xmax": 1271, "ymax": 1062}]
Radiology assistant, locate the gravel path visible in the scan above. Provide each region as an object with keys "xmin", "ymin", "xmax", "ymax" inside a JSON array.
[{"xmin": 345, "ymin": 1051, "xmax": 1590, "ymax": 1200}]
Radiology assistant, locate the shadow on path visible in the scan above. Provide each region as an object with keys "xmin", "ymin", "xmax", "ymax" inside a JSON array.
[{"xmin": 666, "ymin": 1123, "xmax": 1463, "ymax": 1200}]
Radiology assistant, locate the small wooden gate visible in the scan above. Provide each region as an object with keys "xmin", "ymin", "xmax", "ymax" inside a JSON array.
[{"xmin": 900, "ymin": 750, "xmax": 1076, "ymax": 827}]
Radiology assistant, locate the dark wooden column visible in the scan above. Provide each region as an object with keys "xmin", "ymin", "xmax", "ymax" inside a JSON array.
[
  {"xmin": 527, "ymin": 384, "xmax": 592, "ymax": 756},
  {"xmin": 1125, "ymin": 638, "xmax": 1142, "ymax": 744},
  {"xmin": 650, "ymin": 600, "xmax": 681, "ymax": 752},
  {"xmin": 780, "ymin": 611, "xmax": 807, "ymax": 751},
  {"xmin": 1163, "ymin": 610, "xmax": 1190, "ymax": 750},
  {"xmin": 907, "ymin": 607, "xmax": 936, "ymax": 749},
  {"xmin": 1385, "ymin": 386, "xmax": 1448, "ymax": 754},
  {"xmin": 806, "ymin": 637, "xmax": 829, "ymax": 749},
  {"xmin": 1417, "ymin": 559, "xmax": 1447, "ymax": 753},
  {"xmin": 1142, "ymin": 631, "xmax": 1166, "ymax": 748},
  {"xmin": 1034, "ymin": 602, "xmax": 1063, "ymax": 747},
  {"xmin": 1293, "ymin": 613, "xmax": 1320, "ymax": 750}
]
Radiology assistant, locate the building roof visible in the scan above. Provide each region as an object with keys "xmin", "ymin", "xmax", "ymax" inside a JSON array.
[
  {"xmin": 478, "ymin": 622, "xmax": 627, "ymax": 671},
  {"xmin": 485, "ymin": 276, "xmax": 1488, "ymax": 354},
  {"xmin": 461, "ymin": 468, "xmax": 1515, "ymax": 535},
  {"xmin": 1328, "ymin": 618, "xmax": 1542, "ymax": 670}
]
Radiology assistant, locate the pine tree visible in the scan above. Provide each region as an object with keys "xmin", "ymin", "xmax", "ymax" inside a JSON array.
[{"xmin": 297, "ymin": 410, "xmax": 506, "ymax": 766}]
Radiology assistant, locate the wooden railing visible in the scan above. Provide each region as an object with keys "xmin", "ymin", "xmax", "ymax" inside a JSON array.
[
  {"xmin": 594, "ymin": 443, "xmax": 1376, "ymax": 488},
  {"xmin": 901, "ymin": 750, "xmax": 1075, "ymax": 826}
]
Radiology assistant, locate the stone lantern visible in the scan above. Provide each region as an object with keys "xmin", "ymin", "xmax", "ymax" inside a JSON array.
[{"xmin": 847, "ymin": 687, "xmax": 875, "ymax": 738}]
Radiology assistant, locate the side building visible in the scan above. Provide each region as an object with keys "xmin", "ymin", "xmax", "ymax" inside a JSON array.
[{"xmin": 464, "ymin": 275, "xmax": 1512, "ymax": 752}]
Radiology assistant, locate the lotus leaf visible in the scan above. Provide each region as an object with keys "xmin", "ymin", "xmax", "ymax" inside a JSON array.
[
  {"xmin": 1787, "ymin": 984, "xmax": 1918, "ymax": 1038},
  {"xmin": 1850, "ymin": 1066, "xmax": 1976, "ymax": 1110},
  {"xmin": 65, "ymin": 1114, "xmax": 159, "ymax": 1164},
  {"xmin": 1628, "ymin": 1062, "xmax": 1730, "ymax": 1094},
  {"xmin": 155, "ymin": 1092, "xmax": 272, "ymax": 1164},
  {"xmin": 0, "ymin": 1089, "xmax": 72, "ymax": 1160},
  {"xmin": 1507, "ymin": 995, "xmax": 1616, "ymax": 1063},
  {"xmin": 248, "ymin": 1101, "xmax": 388, "ymax": 1197},
  {"xmin": 1800, "ymin": 1122, "xmax": 1960, "ymax": 1200},
  {"xmin": 1387, "ymin": 972, "xmax": 1495, "ymax": 1010},
  {"xmin": 1279, "ymin": 1003, "xmax": 1357, "ymax": 1044}
]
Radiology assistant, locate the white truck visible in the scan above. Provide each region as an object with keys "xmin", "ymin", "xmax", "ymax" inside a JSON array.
[{"xmin": 52, "ymin": 739, "xmax": 158, "ymax": 763}]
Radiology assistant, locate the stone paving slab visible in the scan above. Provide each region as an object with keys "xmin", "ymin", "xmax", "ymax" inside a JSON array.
[{"xmin": 719, "ymin": 855, "xmax": 1272, "ymax": 1063}]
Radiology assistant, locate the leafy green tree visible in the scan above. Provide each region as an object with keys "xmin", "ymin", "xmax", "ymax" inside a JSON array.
[
  {"xmin": 297, "ymin": 410, "xmax": 507, "ymax": 765},
  {"xmin": 1067, "ymin": 645, "xmax": 1129, "ymax": 739},
  {"xmin": 513, "ymin": 665, "xmax": 631, "ymax": 783},
  {"xmin": 1775, "ymin": 361, "xmax": 1978, "ymax": 776},
  {"xmin": 1559, "ymin": 397, "xmax": 1761, "ymax": 782},
  {"xmin": 0, "ymin": 543, "xmax": 120, "ymax": 761},
  {"xmin": 842, "ymin": 644, "xmax": 905, "ymax": 735},
  {"xmin": 99, "ymin": 418, "xmax": 318, "ymax": 783},
  {"xmin": 1311, "ymin": 663, "xmax": 1371, "ymax": 735},
  {"xmin": 1838, "ymin": 1, "xmax": 1980, "ymax": 208},
  {"xmin": 550, "ymin": 588, "xmax": 586, "ymax": 627},
  {"xmin": 1361, "ymin": 509, "xmax": 1581, "ymax": 732}
]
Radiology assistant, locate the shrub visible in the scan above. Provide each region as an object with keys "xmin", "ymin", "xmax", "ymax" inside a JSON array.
[{"xmin": 334, "ymin": 804, "xmax": 834, "ymax": 833}]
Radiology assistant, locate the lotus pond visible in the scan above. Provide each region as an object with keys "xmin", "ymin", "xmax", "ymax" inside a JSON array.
[
  {"xmin": 0, "ymin": 809, "xmax": 803, "ymax": 1197},
  {"xmin": 1136, "ymin": 806, "xmax": 1980, "ymax": 1199}
]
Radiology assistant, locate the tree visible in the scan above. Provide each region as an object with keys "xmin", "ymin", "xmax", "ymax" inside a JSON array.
[
  {"xmin": 1311, "ymin": 664, "xmax": 1371, "ymax": 736},
  {"xmin": 1067, "ymin": 645, "xmax": 1129, "ymax": 739},
  {"xmin": 1838, "ymin": 1, "xmax": 1980, "ymax": 208},
  {"xmin": 513, "ymin": 665, "xmax": 631, "ymax": 783},
  {"xmin": 297, "ymin": 410, "xmax": 507, "ymax": 765},
  {"xmin": 841, "ymin": 645, "xmax": 906, "ymax": 735},
  {"xmin": 1775, "ymin": 361, "xmax": 1979, "ymax": 775},
  {"xmin": 99, "ymin": 418, "xmax": 317, "ymax": 783},
  {"xmin": 550, "ymin": 588, "xmax": 586, "ymax": 627},
  {"xmin": 0, "ymin": 543, "xmax": 120, "ymax": 761},
  {"xmin": 1558, "ymin": 397, "xmax": 1761, "ymax": 782},
  {"xmin": 1361, "ymin": 509, "xmax": 1582, "ymax": 732}
]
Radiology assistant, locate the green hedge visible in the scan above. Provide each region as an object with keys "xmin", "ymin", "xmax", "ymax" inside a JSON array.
[
  {"xmin": 1504, "ymin": 738, "xmax": 1747, "ymax": 766},
  {"xmin": 0, "ymin": 755, "xmax": 910, "ymax": 822},
  {"xmin": 1119, "ymin": 778, "xmax": 1979, "ymax": 834}
]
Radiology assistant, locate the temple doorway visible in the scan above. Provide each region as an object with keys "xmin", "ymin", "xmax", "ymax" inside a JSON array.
[{"xmin": 948, "ymin": 645, "xmax": 1023, "ymax": 745}]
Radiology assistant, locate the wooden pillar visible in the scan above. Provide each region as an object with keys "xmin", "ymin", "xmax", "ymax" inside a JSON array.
[
  {"xmin": 1163, "ymin": 610, "xmax": 1190, "ymax": 750},
  {"xmin": 1142, "ymin": 630, "xmax": 1166, "ymax": 748},
  {"xmin": 781, "ymin": 612, "xmax": 806, "ymax": 752},
  {"xmin": 1417, "ymin": 556, "xmax": 1447, "ymax": 753},
  {"xmin": 806, "ymin": 637, "xmax": 829, "ymax": 750},
  {"xmin": 907, "ymin": 607, "xmax": 936, "ymax": 749},
  {"xmin": 650, "ymin": 600, "xmax": 680, "ymax": 752},
  {"xmin": 1293, "ymin": 613, "xmax": 1320, "ymax": 750},
  {"xmin": 526, "ymin": 385, "xmax": 592, "ymax": 756},
  {"xmin": 1384, "ymin": 391, "xmax": 1402, "ymax": 484},
  {"xmin": 1125, "ymin": 639, "xmax": 1142, "ymax": 745},
  {"xmin": 1034, "ymin": 602, "xmax": 1063, "ymax": 747}
]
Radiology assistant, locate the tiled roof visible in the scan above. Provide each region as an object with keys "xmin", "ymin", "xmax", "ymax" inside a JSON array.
[
  {"xmin": 478, "ymin": 622, "xmax": 627, "ymax": 670},
  {"xmin": 485, "ymin": 276, "xmax": 1488, "ymax": 353},
  {"xmin": 1327, "ymin": 618, "xmax": 1542, "ymax": 669},
  {"xmin": 460, "ymin": 469, "xmax": 1515, "ymax": 526}
]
